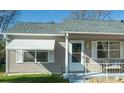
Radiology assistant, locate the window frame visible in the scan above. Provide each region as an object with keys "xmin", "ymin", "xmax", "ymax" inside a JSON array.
[
  {"xmin": 97, "ymin": 41, "xmax": 109, "ymax": 58},
  {"xmin": 35, "ymin": 50, "xmax": 48, "ymax": 63},
  {"xmin": 72, "ymin": 43, "xmax": 82, "ymax": 63},
  {"xmin": 96, "ymin": 41, "xmax": 121, "ymax": 59},
  {"xmin": 69, "ymin": 40, "xmax": 84, "ymax": 63},
  {"xmin": 23, "ymin": 50, "xmax": 50, "ymax": 63},
  {"xmin": 23, "ymin": 50, "xmax": 35, "ymax": 63}
]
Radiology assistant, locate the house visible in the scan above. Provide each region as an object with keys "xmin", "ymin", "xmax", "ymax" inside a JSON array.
[{"xmin": 5, "ymin": 19, "xmax": 124, "ymax": 78}]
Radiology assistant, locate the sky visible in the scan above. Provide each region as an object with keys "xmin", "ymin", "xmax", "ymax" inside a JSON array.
[
  {"xmin": 19, "ymin": 10, "xmax": 70, "ymax": 23},
  {"xmin": 18, "ymin": 10, "xmax": 124, "ymax": 23}
]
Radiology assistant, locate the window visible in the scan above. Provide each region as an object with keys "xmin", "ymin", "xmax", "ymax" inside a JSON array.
[
  {"xmin": 23, "ymin": 50, "xmax": 49, "ymax": 63},
  {"xmin": 97, "ymin": 41, "xmax": 120, "ymax": 58},
  {"xmin": 72, "ymin": 43, "xmax": 81, "ymax": 62},
  {"xmin": 24, "ymin": 51, "xmax": 35, "ymax": 62},
  {"xmin": 109, "ymin": 42, "xmax": 120, "ymax": 58},
  {"xmin": 97, "ymin": 42, "xmax": 108, "ymax": 58},
  {"xmin": 37, "ymin": 52, "xmax": 48, "ymax": 62}
]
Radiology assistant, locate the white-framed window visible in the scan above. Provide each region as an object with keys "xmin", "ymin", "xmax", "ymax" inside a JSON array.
[
  {"xmin": 16, "ymin": 50, "xmax": 23, "ymax": 63},
  {"xmin": 72, "ymin": 43, "xmax": 81, "ymax": 63},
  {"xmin": 24, "ymin": 50, "xmax": 35, "ymax": 62},
  {"xmin": 23, "ymin": 50, "xmax": 53, "ymax": 63},
  {"xmin": 97, "ymin": 41, "xmax": 120, "ymax": 59},
  {"xmin": 36, "ymin": 51, "xmax": 48, "ymax": 63}
]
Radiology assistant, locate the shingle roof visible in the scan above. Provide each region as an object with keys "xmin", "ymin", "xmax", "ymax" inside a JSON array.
[
  {"xmin": 7, "ymin": 23, "xmax": 62, "ymax": 34},
  {"xmin": 62, "ymin": 19, "xmax": 124, "ymax": 33},
  {"xmin": 6, "ymin": 19, "xmax": 124, "ymax": 34}
]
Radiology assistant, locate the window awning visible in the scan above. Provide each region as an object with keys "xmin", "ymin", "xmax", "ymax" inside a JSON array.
[{"xmin": 6, "ymin": 39, "xmax": 55, "ymax": 50}]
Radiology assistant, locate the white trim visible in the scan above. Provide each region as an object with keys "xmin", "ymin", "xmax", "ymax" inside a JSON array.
[
  {"xmin": 16, "ymin": 50, "xmax": 23, "ymax": 63},
  {"xmin": 23, "ymin": 50, "xmax": 54, "ymax": 64},
  {"xmin": 5, "ymin": 33, "xmax": 65, "ymax": 36},
  {"xmin": 96, "ymin": 40, "xmax": 122, "ymax": 42},
  {"xmin": 65, "ymin": 33, "xmax": 69, "ymax": 76},
  {"xmin": 69, "ymin": 40, "xmax": 84, "ymax": 71},
  {"xmin": 6, "ymin": 39, "xmax": 55, "ymax": 50},
  {"xmin": 96, "ymin": 41, "xmax": 121, "ymax": 59},
  {"xmin": 5, "ymin": 31, "xmax": 124, "ymax": 36},
  {"xmin": 91, "ymin": 41, "xmax": 97, "ymax": 59},
  {"xmin": 6, "ymin": 31, "xmax": 124, "ymax": 36},
  {"xmin": 61, "ymin": 31, "xmax": 124, "ymax": 35},
  {"xmin": 34, "ymin": 51, "xmax": 37, "ymax": 63},
  {"xmin": 120, "ymin": 41, "xmax": 124, "ymax": 59},
  {"xmin": 69, "ymin": 40, "xmax": 84, "ymax": 62}
]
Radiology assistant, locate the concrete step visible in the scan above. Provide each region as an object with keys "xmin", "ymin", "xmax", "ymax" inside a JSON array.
[{"xmin": 69, "ymin": 73, "xmax": 87, "ymax": 83}]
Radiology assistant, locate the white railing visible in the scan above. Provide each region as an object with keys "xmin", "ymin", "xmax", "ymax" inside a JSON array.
[
  {"xmin": 83, "ymin": 55, "xmax": 124, "ymax": 74},
  {"xmin": 85, "ymin": 63, "xmax": 124, "ymax": 74}
]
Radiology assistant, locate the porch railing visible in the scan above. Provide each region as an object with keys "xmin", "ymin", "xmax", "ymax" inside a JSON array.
[{"xmin": 83, "ymin": 55, "xmax": 124, "ymax": 74}]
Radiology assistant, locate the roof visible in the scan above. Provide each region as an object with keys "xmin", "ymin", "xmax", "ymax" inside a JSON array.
[
  {"xmin": 7, "ymin": 23, "xmax": 62, "ymax": 34},
  {"xmin": 6, "ymin": 19, "xmax": 124, "ymax": 34}
]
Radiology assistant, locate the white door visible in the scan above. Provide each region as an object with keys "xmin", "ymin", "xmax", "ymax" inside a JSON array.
[{"xmin": 69, "ymin": 40, "xmax": 84, "ymax": 72}]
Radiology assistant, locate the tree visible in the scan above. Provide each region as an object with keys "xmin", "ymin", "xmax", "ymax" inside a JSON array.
[
  {"xmin": 0, "ymin": 10, "xmax": 18, "ymax": 65},
  {"xmin": 69, "ymin": 10, "xmax": 112, "ymax": 20},
  {"xmin": 0, "ymin": 10, "xmax": 19, "ymax": 39}
]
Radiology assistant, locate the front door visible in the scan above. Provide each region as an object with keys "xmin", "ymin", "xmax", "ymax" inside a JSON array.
[{"xmin": 69, "ymin": 40, "xmax": 84, "ymax": 72}]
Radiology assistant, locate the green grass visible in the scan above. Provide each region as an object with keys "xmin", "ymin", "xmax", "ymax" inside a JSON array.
[{"xmin": 0, "ymin": 64, "xmax": 69, "ymax": 83}]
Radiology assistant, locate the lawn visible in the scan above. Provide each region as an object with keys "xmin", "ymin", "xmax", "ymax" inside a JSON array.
[{"xmin": 0, "ymin": 64, "xmax": 69, "ymax": 83}]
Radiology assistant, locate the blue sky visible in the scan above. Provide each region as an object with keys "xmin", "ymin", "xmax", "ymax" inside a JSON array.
[
  {"xmin": 19, "ymin": 10, "xmax": 124, "ymax": 23},
  {"xmin": 19, "ymin": 10, "xmax": 70, "ymax": 23}
]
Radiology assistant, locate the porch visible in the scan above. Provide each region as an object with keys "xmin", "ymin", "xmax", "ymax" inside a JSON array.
[
  {"xmin": 64, "ymin": 32, "xmax": 124, "ymax": 78},
  {"xmin": 83, "ymin": 55, "xmax": 124, "ymax": 75}
]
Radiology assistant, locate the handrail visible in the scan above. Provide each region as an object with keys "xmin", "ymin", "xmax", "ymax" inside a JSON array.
[
  {"xmin": 82, "ymin": 54, "xmax": 124, "ymax": 74},
  {"xmin": 82, "ymin": 54, "xmax": 124, "ymax": 64},
  {"xmin": 86, "ymin": 63, "xmax": 124, "ymax": 64}
]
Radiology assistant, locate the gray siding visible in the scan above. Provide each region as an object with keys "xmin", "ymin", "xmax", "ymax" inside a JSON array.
[
  {"xmin": 8, "ymin": 36, "xmax": 65, "ymax": 74},
  {"xmin": 7, "ymin": 33, "xmax": 124, "ymax": 74}
]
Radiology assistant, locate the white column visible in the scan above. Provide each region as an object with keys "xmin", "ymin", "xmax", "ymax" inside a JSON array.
[{"xmin": 65, "ymin": 33, "xmax": 69, "ymax": 77}]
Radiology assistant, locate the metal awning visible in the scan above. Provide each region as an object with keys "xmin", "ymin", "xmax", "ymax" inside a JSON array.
[{"xmin": 6, "ymin": 39, "xmax": 55, "ymax": 50}]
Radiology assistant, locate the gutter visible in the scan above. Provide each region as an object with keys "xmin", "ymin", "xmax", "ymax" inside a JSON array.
[
  {"xmin": 60, "ymin": 31, "xmax": 124, "ymax": 35},
  {"xmin": 5, "ymin": 33, "xmax": 65, "ymax": 36}
]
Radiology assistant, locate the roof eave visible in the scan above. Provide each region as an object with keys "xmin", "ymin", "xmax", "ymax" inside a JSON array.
[
  {"xmin": 60, "ymin": 31, "xmax": 124, "ymax": 35},
  {"xmin": 5, "ymin": 33, "xmax": 65, "ymax": 36}
]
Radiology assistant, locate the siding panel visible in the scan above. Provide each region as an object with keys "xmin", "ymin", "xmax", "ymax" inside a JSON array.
[{"xmin": 8, "ymin": 37, "xmax": 65, "ymax": 74}]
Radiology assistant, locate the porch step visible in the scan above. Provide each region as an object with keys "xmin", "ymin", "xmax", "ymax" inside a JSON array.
[
  {"xmin": 68, "ymin": 73, "xmax": 86, "ymax": 83},
  {"xmin": 69, "ymin": 73, "xmax": 85, "ymax": 77},
  {"xmin": 71, "ymin": 79, "xmax": 86, "ymax": 83},
  {"xmin": 75, "ymin": 73, "xmax": 85, "ymax": 76}
]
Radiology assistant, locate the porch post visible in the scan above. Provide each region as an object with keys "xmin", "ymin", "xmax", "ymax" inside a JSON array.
[{"xmin": 65, "ymin": 33, "xmax": 69, "ymax": 78}]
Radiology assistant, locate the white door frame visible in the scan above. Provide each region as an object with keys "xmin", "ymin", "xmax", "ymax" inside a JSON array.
[{"xmin": 69, "ymin": 40, "xmax": 84, "ymax": 71}]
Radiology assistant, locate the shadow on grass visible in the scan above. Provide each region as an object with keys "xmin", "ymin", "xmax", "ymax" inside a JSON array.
[
  {"xmin": 0, "ymin": 64, "xmax": 5, "ymax": 77},
  {"xmin": 0, "ymin": 64, "xmax": 5, "ymax": 72},
  {"xmin": 0, "ymin": 74, "xmax": 69, "ymax": 83},
  {"xmin": 0, "ymin": 64, "xmax": 69, "ymax": 83}
]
